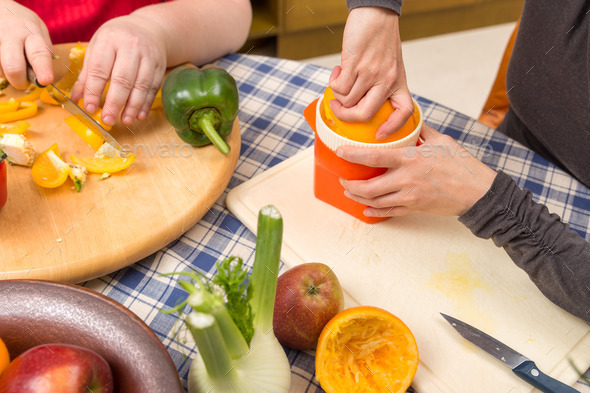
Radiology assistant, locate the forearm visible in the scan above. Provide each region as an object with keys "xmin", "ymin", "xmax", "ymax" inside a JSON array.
[
  {"xmin": 459, "ymin": 171, "xmax": 590, "ymax": 323},
  {"xmin": 130, "ymin": 0, "xmax": 252, "ymax": 67}
]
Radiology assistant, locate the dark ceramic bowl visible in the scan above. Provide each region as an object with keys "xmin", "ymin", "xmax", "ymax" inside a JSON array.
[{"xmin": 0, "ymin": 280, "xmax": 183, "ymax": 393}]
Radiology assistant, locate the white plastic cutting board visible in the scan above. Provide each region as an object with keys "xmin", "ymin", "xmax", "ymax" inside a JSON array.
[{"xmin": 227, "ymin": 147, "xmax": 590, "ymax": 393}]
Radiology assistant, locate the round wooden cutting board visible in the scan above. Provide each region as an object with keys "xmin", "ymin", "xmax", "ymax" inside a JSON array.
[{"xmin": 0, "ymin": 43, "xmax": 240, "ymax": 283}]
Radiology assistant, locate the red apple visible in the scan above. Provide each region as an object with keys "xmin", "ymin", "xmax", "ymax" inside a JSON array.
[
  {"xmin": 273, "ymin": 262, "xmax": 344, "ymax": 350},
  {"xmin": 0, "ymin": 343, "xmax": 113, "ymax": 393}
]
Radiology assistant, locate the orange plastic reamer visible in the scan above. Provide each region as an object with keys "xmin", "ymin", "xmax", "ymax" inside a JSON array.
[{"xmin": 304, "ymin": 98, "xmax": 388, "ymax": 224}]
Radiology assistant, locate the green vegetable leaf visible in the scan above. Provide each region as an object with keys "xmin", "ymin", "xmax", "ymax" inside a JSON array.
[
  {"xmin": 74, "ymin": 179, "xmax": 82, "ymax": 192},
  {"xmin": 212, "ymin": 256, "xmax": 255, "ymax": 345}
]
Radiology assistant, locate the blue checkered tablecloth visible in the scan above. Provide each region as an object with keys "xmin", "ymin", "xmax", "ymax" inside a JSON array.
[{"xmin": 84, "ymin": 53, "xmax": 590, "ymax": 393}]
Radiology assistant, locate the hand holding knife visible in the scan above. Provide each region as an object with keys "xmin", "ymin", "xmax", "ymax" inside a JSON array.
[
  {"xmin": 441, "ymin": 313, "xmax": 580, "ymax": 393},
  {"xmin": 26, "ymin": 64, "xmax": 126, "ymax": 153}
]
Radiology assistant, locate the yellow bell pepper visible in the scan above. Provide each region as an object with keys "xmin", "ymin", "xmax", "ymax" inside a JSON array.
[
  {"xmin": 0, "ymin": 102, "xmax": 37, "ymax": 123},
  {"xmin": 151, "ymin": 89, "xmax": 162, "ymax": 109},
  {"xmin": 39, "ymin": 87, "xmax": 60, "ymax": 105},
  {"xmin": 64, "ymin": 114, "xmax": 105, "ymax": 151},
  {"xmin": 32, "ymin": 143, "xmax": 71, "ymax": 188},
  {"xmin": 16, "ymin": 86, "xmax": 42, "ymax": 102},
  {"xmin": 39, "ymin": 42, "xmax": 86, "ymax": 105},
  {"xmin": 38, "ymin": 44, "xmax": 87, "ymax": 106},
  {"xmin": 77, "ymin": 99, "xmax": 112, "ymax": 131},
  {"xmin": 0, "ymin": 99, "xmax": 19, "ymax": 113},
  {"xmin": 0, "ymin": 121, "xmax": 31, "ymax": 135},
  {"xmin": 70, "ymin": 154, "xmax": 136, "ymax": 174},
  {"xmin": 57, "ymin": 43, "xmax": 86, "ymax": 92}
]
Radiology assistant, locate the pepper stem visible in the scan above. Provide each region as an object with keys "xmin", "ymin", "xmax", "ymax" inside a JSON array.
[{"xmin": 190, "ymin": 108, "xmax": 230, "ymax": 155}]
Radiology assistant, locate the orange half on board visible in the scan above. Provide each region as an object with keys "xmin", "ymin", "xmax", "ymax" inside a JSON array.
[{"xmin": 315, "ymin": 306, "xmax": 419, "ymax": 393}]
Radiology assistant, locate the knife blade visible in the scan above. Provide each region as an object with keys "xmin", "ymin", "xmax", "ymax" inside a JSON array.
[
  {"xmin": 440, "ymin": 313, "xmax": 580, "ymax": 393},
  {"xmin": 26, "ymin": 66, "xmax": 125, "ymax": 152}
]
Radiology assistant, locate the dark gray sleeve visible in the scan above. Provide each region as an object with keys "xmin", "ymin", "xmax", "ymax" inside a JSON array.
[
  {"xmin": 346, "ymin": 0, "xmax": 402, "ymax": 15},
  {"xmin": 459, "ymin": 171, "xmax": 590, "ymax": 323}
]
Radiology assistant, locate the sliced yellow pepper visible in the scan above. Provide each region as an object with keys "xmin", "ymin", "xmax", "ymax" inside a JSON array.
[
  {"xmin": 0, "ymin": 121, "xmax": 31, "ymax": 134},
  {"xmin": 16, "ymin": 86, "xmax": 42, "ymax": 102},
  {"xmin": 70, "ymin": 154, "xmax": 136, "ymax": 174},
  {"xmin": 57, "ymin": 42, "xmax": 86, "ymax": 91},
  {"xmin": 151, "ymin": 89, "xmax": 162, "ymax": 109},
  {"xmin": 77, "ymin": 99, "xmax": 112, "ymax": 131},
  {"xmin": 0, "ymin": 99, "xmax": 19, "ymax": 113},
  {"xmin": 64, "ymin": 114, "xmax": 105, "ymax": 150},
  {"xmin": 40, "ymin": 43, "xmax": 87, "ymax": 106},
  {"xmin": 40, "ymin": 87, "xmax": 60, "ymax": 105},
  {"xmin": 32, "ymin": 143, "xmax": 71, "ymax": 188},
  {"xmin": 0, "ymin": 102, "xmax": 37, "ymax": 122}
]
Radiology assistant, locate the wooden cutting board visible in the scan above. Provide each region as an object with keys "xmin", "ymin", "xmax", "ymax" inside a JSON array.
[
  {"xmin": 0, "ymin": 43, "xmax": 240, "ymax": 283},
  {"xmin": 227, "ymin": 147, "xmax": 590, "ymax": 393}
]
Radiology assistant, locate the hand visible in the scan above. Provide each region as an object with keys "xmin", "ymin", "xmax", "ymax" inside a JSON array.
[
  {"xmin": 71, "ymin": 15, "xmax": 167, "ymax": 126},
  {"xmin": 338, "ymin": 125, "xmax": 498, "ymax": 217},
  {"xmin": 0, "ymin": 1, "xmax": 53, "ymax": 89},
  {"xmin": 330, "ymin": 7, "xmax": 412, "ymax": 140}
]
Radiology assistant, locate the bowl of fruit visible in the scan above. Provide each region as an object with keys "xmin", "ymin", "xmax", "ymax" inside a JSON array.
[{"xmin": 0, "ymin": 280, "xmax": 183, "ymax": 393}]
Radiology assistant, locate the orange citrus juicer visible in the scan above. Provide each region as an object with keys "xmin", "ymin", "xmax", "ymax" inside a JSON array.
[{"xmin": 305, "ymin": 88, "xmax": 422, "ymax": 224}]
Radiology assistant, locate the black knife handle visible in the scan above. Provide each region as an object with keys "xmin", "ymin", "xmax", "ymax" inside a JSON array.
[{"xmin": 513, "ymin": 360, "xmax": 580, "ymax": 393}]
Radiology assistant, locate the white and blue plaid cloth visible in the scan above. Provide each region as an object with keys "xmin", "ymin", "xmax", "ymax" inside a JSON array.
[{"xmin": 85, "ymin": 53, "xmax": 590, "ymax": 393}]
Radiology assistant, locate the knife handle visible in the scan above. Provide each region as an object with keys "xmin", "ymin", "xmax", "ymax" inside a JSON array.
[
  {"xmin": 25, "ymin": 63, "xmax": 46, "ymax": 88},
  {"xmin": 513, "ymin": 360, "xmax": 580, "ymax": 393}
]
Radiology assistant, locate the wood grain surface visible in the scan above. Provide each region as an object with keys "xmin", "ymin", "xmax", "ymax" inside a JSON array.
[
  {"xmin": 227, "ymin": 147, "xmax": 590, "ymax": 393},
  {"xmin": 0, "ymin": 43, "xmax": 240, "ymax": 283}
]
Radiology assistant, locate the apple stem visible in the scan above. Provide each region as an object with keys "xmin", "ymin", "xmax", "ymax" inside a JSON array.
[{"xmin": 307, "ymin": 285, "xmax": 319, "ymax": 296}]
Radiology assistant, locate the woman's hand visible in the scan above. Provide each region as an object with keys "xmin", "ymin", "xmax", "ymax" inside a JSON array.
[
  {"xmin": 338, "ymin": 125, "xmax": 498, "ymax": 217},
  {"xmin": 0, "ymin": 1, "xmax": 53, "ymax": 89},
  {"xmin": 71, "ymin": 14, "xmax": 167, "ymax": 126},
  {"xmin": 330, "ymin": 6, "xmax": 412, "ymax": 140}
]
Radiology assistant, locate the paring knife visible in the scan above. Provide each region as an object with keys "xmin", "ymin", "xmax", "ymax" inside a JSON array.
[
  {"xmin": 440, "ymin": 313, "xmax": 580, "ymax": 393},
  {"xmin": 26, "ymin": 65, "xmax": 125, "ymax": 152}
]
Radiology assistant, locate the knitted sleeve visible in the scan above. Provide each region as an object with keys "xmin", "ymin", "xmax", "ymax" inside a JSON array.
[
  {"xmin": 346, "ymin": 0, "xmax": 402, "ymax": 15},
  {"xmin": 459, "ymin": 171, "xmax": 590, "ymax": 323}
]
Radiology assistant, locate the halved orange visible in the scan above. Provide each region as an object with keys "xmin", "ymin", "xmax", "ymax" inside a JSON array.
[
  {"xmin": 321, "ymin": 86, "xmax": 416, "ymax": 144},
  {"xmin": 0, "ymin": 337, "xmax": 9, "ymax": 376},
  {"xmin": 315, "ymin": 306, "xmax": 419, "ymax": 393},
  {"xmin": 32, "ymin": 143, "xmax": 71, "ymax": 188},
  {"xmin": 70, "ymin": 154, "xmax": 136, "ymax": 174}
]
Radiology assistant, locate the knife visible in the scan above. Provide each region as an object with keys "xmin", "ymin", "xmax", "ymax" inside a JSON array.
[
  {"xmin": 440, "ymin": 313, "xmax": 580, "ymax": 393},
  {"xmin": 26, "ymin": 65, "xmax": 125, "ymax": 152}
]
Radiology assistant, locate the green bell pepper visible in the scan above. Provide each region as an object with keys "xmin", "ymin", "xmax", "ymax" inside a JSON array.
[{"xmin": 162, "ymin": 66, "xmax": 239, "ymax": 154}]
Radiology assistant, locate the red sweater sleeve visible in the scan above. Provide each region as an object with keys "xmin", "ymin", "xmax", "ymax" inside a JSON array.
[{"xmin": 17, "ymin": 0, "xmax": 164, "ymax": 44}]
